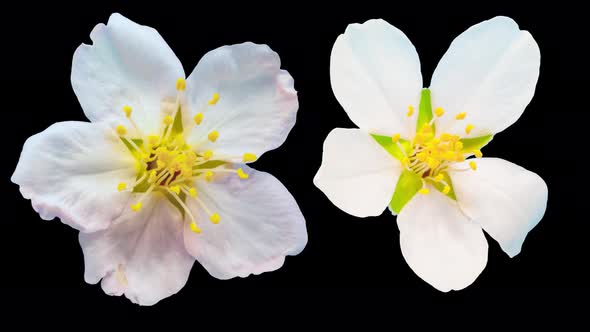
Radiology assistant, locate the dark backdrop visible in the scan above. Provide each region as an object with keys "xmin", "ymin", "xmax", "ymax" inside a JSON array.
[{"xmin": 2, "ymin": 1, "xmax": 585, "ymax": 319}]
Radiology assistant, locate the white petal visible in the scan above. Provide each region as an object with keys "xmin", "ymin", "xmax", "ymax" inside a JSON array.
[
  {"xmin": 11, "ymin": 122, "xmax": 136, "ymax": 232},
  {"xmin": 398, "ymin": 189, "xmax": 488, "ymax": 292},
  {"xmin": 185, "ymin": 42, "xmax": 298, "ymax": 158},
  {"xmin": 183, "ymin": 166, "xmax": 307, "ymax": 279},
  {"xmin": 430, "ymin": 16, "xmax": 540, "ymax": 136},
  {"xmin": 314, "ymin": 128, "xmax": 401, "ymax": 217},
  {"xmin": 330, "ymin": 19, "xmax": 422, "ymax": 137},
  {"xmin": 79, "ymin": 195, "xmax": 194, "ymax": 306},
  {"xmin": 450, "ymin": 158, "xmax": 547, "ymax": 257},
  {"xmin": 71, "ymin": 13, "xmax": 184, "ymax": 133}
]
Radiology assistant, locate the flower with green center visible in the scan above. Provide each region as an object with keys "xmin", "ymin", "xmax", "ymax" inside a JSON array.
[
  {"xmin": 12, "ymin": 13, "xmax": 307, "ymax": 305},
  {"xmin": 314, "ymin": 17, "xmax": 548, "ymax": 291}
]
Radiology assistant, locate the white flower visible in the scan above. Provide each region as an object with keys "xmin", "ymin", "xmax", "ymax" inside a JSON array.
[
  {"xmin": 314, "ymin": 17, "xmax": 547, "ymax": 291},
  {"xmin": 12, "ymin": 13, "xmax": 307, "ymax": 305}
]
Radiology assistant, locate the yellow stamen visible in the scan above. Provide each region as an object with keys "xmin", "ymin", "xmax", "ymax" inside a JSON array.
[
  {"xmin": 194, "ymin": 112, "xmax": 204, "ymax": 125},
  {"xmin": 208, "ymin": 130, "xmax": 219, "ymax": 142},
  {"xmin": 117, "ymin": 182, "xmax": 127, "ymax": 192},
  {"xmin": 434, "ymin": 107, "xmax": 444, "ymax": 117},
  {"xmin": 465, "ymin": 124, "xmax": 474, "ymax": 134},
  {"xmin": 176, "ymin": 78, "xmax": 186, "ymax": 91},
  {"xmin": 189, "ymin": 222, "xmax": 202, "ymax": 234},
  {"xmin": 243, "ymin": 153, "xmax": 257, "ymax": 162},
  {"xmin": 131, "ymin": 202, "xmax": 142, "ymax": 212},
  {"xmin": 443, "ymin": 185, "xmax": 451, "ymax": 194},
  {"xmin": 455, "ymin": 112, "xmax": 467, "ymax": 120},
  {"xmin": 209, "ymin": 213, "xmax": 220, "ymax": 224},
  {"xmin": 440, "ymin": 133, "xmax": 453, "ymax": 142},
  {"xmin": 474, "ymin": 150, "xmax": 483, "ymax": 158},
  {"xmin": 454, "ymin": 141, "xmax": 464, "ymax": 151},
  {"xmin": 189, "ymin": 187, "xmax": 197, "ymax": 197},
  {"xmin": 392, "ymin": 133, "xmax": 401, "ymax": 143},
  {"xmin": 170, "ymin": 185, "xmax": 181, "ymax": 195},
  {"xmin": 407, "ymin": 105, "xmax": 414, "ymax": 117},
  {"xmin": 123, "ymin": 105, "xmax": 132, "ymax": 118},
  {"xmin": 116, "ymin": 125, "xmax": 127, "ymax": 136},
  {"xmin": 163, "ymin": 115, "xmax": 174, "ymax": 126},
  {"xmin": 419, "ymin": 188, "xmax": 430, "ymax": 195},
  {"xmin": 421, "ymin": 123, "xmax": 433, "ymax": 133},
  {"xmin": 203, "ymin": 150, "xmax": 213, "ymax": 160},
  {"xmin": 208, "ymin": 93, "xmax": 220, "ymax": 105},
  {"xmin": 237, "ymin": 168, "xmax": 249, "ymax": 179},
  {"xmin": 204, "ymin": 171, "xmax": 214, "ymax": 182},
  {"xmin": 434, "ymin": 174, "xmax": 444, "ymax": 182},
  {"xmin": 469, "ymin": 161, "xmax": 477, "ymax": 170},
  {"xmin": 147, "ymin": 135, "xmax": 159, "ymax": 146}
]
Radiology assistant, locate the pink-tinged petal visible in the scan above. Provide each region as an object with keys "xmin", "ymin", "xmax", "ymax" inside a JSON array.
[
  {"xmin": 185, "ymin": 42, "xmax": 298, "ymax": 159},
  {"xmin": 79, "ymin": 195, "xmax": 194, "ymax": 306},
  {"xmin": 11, "ymin": 121, "xmax": 136, "ymax": 232},
  {"xmin": 183, "ymin": 166, "xmax": 307, "ymax": 279},
  {"xmin": 450, "ymin": 158, "xmax": 548, "ymax": 257},
  {"xmin": 398, "ymin": 188, "xmax": 488, "ymax": 292},
  {"xmin": 71, "ymin": 13, "xmax": 184, "ymax": 133},
  {"xmin": 314, "ymin": 128, "xmax": 401, "ymax": 217}
]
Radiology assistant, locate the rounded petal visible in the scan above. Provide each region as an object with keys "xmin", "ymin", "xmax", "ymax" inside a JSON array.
[
  {"xmin": 79, "ymin": 195, "xmax": 194, "ymax": 306},
  {"xmin": 398, "ymin": 188, "xmax": 488, "ymax": 292},
  {"xmin": 11, "ymin": 121, "xmax": 136, "ymax": 232},
  {"xmin": 314, "ymin": 128, "xmax": 401, "ymax": 217},
  {"xmin": 450, "ymin": 158, "xmax": 547, "ymax": 257},
  {"xmin": 185, "ymin": 42, "xmax": 298, "ymax": 159},
  {"xmin": 71, "ymin": 13, "xmax": 184, "ymax": 133},
  {"xmin": 430, "ymin": 16, "xmax": 540, "ymax": 136},
  {"xmin": 183, "ymin": 166, "xmax": 307, "ymax": 279},
  {"xmin": 330, "ymin": 19, "xmax": 422, "ymax": 137}
]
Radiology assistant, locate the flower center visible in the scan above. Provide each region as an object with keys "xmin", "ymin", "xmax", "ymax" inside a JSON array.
[
  {"xmin": 393, "ymin": 105, "xmax": 482, "ymax": 196},
  {"xmin": 113, "ymin": 78, "xmax": 257, "ymax": 234}
]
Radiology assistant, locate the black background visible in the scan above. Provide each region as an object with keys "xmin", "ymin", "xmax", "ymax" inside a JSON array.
[{"xmin": 2, "ymin": 1, "xmax": 586, "ymax": 319}]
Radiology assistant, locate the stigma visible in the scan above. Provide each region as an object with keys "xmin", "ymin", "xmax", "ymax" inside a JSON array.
[{"xmin": 113, "ymin": 78, "xmax": 256, "ymax": 234}]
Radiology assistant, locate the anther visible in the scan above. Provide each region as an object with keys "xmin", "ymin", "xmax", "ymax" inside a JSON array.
[
  {"xmin": 131, "ymin": 202, "xmax": 142, "ymax": 212},
  {"xmin": 117, "ymin": 182, "xmax": 127, "ymax": 192},
  {"xmin": 189, "ymin": 222, "xmax": 202, "ymax": 234},
  {"xmin": 243, "ymin": 153, "xmax": 257, "ymax": 162},
  {"xmin": 208, "ymin": 93, "xmax": 220, "ymax": 105},
  {"xmin": 454, "ymin": 141, "xmax": 464, "ymax": 151},
  {"xmin": 203, "ymin": 150, "xmax": 213, "ymax": 160},
  {"xmin": 163, "ymin": 115, "xmax": 174, "ymax": 126},
  {"xmin": 407, "ymin": 105, "xmax": 414, "ymax": 117},
  {"xmin": 474, "ymin": 150, "xmax": 483, "ymax": 158},
  {"xmin": 392, "ymin": 133, "xmax": 401, "ymax": 143},
  {"xmin": 170, "ymin": 185, "xmax": 181, "ymax": 195},
  {"xmin": 237, "ymin": 168, "xmax": 249, "ymax": 179},
  {"xmin": 434, "ymin": 107, "xmax": 445, "ymax": 117},
  {"xmin": 116, "ymin": 125, "xmax": 127, "ymax": 136},
  {"xmin": 419, "ymin": 188, "xmax": 430, "ymax": 195},
  {"xmin": 147, "ymin": 135, "xmax": 159, "ymax": 146},
  {"xmin": 176, "ymin": 78, "xmax": 186, "ymax": 91},
  {"xmin": 434, "ymin": 174, "xmax": 444, "ymax": 182},
  {"xmin": 469, "ymin": 161, "xmax": 477, "ymax": 170},
  {"xmin": 455, "ymin": 112, "xmax": 467, "ymax": 120},
  {"xmin": 465, "ymin": 124, "xmax": 474, "ymax": 134},
  {"xmin": 123, "ymin": 105, "xmax": 132, "ymax": 118},
  {"xmin": 443, "ymin": 185, "xmax": 451, "ymax": 194},
  {"xmin": 205, "ymin": 171, "xmax": 214, "ymax": 182},
  {"xmin": 208, "ymin": 130, "xmax": 219, "ymax": 142},
  {"xmin": 209, "ymin": 213, "xmax": 220, "ymax": 224},
  {"xmin": 189, "ymin": 187, "xmax": 197, "ymax": 197},
  {"xmin": 194, "ymin": 112, "xmax": 204, "ymax": 125}
]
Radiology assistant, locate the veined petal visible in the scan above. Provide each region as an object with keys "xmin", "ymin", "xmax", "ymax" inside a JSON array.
[
  {"xmin": 450, "ymin": 158, "xmax": 547, "ymax": 257},
  {"xmin": 183, "ymin": 166, "xmax": 307, "ymax": 279},
  {"xmin": 185, "ymin": 42, "xmax": 298, "ymax": 158},
  {"xmin": 330, "ymin": 19, "xmax": 422, "ymax": 137},
  {"xmin": 79, "ymin": 195, "xmax": 194, "ymax": 306},
  {"xmin": 430, "ymin": 16, "xmax": 540, "ymax": 137},
  {"xmin": 314, "ymin": 128, "xmax": 401, "ymax": 217},
  {"xmin": 398, "ymin": 188, "xmax": 488, "ymax": 292},
  {"xmin": 71, "ymin": 13, "xmax": 185, "ymax": 133},
  {"xmin": 11, "ymin": 121, "xmax": 136, "ymax": 232}
]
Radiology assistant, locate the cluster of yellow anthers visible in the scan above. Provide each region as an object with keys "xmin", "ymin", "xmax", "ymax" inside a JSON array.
[
  {"xmin": 114, "ymin": 78, "xmax": 258, "ymax": 234},
  {"xmin": 393, "ymin": 105, "xmax": 482, "ymax": 195}
]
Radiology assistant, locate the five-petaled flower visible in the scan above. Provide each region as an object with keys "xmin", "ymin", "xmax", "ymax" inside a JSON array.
[
  {"xmin": 12, "ymin": 13, "xmax": 307, "ymax": 305},
  {"xmin": 315, "ymin": 17, "xmax": 548, "ymax": 291}
]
